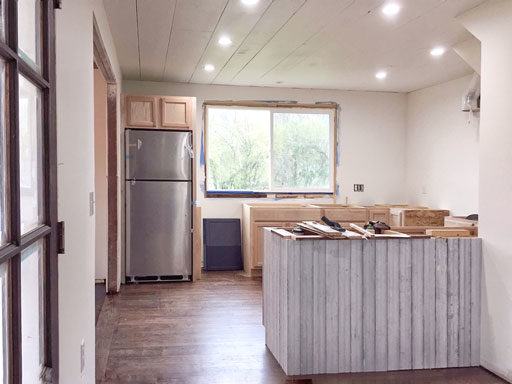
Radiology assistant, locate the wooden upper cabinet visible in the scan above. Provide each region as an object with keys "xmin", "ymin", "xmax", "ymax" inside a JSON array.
[
  {"xmin": 126, "ymin": 96, "xmax": 157, "ymax": 127},
  {"xmin": 161, "ymin": 96, "xmax": 192, "ymax": 129},
  {"xmin": 124, "ymin": 94, "xmax": 195, "ymax": 130}
]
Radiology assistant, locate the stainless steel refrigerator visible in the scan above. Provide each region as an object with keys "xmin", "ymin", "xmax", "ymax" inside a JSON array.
[{"xmin": 125, "ymin": 129, "xmax": 193, "ymax": 282}]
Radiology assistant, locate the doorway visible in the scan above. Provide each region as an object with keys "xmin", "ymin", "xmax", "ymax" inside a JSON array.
[{"xmin": 93, "ymin": 16, "xmax": 119, "ymax": 294}]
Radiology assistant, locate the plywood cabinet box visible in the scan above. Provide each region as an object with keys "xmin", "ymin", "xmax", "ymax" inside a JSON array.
[
  {"xmin": 125, "ymin": 94, "xmax": 195, "ymax": 130},
  {"xmin": 387, "ymin": 206, "xmax": 450, "ymax": 227},
  {"xmin": 242, "ymin": 203, "xmax": 389, "ymax": 276}
]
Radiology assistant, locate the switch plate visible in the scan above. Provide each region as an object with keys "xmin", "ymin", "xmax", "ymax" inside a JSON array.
[
  {"xmin": 89, "ymin": 192, "xmax": 95, "ymax": 216},
  {"xmin": 354, "ymin": 184, "xmax": 365, "ymax": 192}
]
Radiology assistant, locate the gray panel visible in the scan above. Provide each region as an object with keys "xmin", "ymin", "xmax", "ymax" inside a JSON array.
[
  {"xmin": 126, "ymin": 180, "xmax": 191, "ymax": 277},
  {"xmin": 263, "ymin": 235, "xmax": 482, "ymax": 376},
  {"xmin": 126, "ymin": 130, "xmax": 192, "ymax": 180}
]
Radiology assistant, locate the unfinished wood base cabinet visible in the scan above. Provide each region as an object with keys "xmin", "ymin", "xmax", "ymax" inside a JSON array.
[
  {"xmin": 243, "ymin": 204, "xmax": 321, "ymax": 276},
  {"xmin": 242, "ymin": 204, "xmax": 386, "ymax": 276}
]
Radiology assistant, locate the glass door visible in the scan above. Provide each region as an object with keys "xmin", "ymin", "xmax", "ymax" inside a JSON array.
[{"xmin": 0, "ymin": 0, "xmax": 58, "ymax": 383}]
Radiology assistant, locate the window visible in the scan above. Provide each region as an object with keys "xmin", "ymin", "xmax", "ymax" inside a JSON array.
[
  {"xmin": 205, "ymin": 105, "xmax": 335, "ymax": 195},
  {"xmin": 0, "ymin": 1, "xmax": 58, "ymax": 383}
]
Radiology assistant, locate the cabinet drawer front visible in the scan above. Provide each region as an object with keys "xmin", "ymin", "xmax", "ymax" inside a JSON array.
[
  {"xmin": 252, "ymin": 208, "xmax": 321, "ymax": 222},
  {"xmin": 322, "ymin": 208, "xmax": 368, "ymax": 222}
]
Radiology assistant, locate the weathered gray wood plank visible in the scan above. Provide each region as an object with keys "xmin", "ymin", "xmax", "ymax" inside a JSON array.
[
  {"xmin": 470, "ymin": 239, "xmax": 482, "ymax": 366},
  {"xmin": 300, "ymin": 241, "xmax": 314, "ymax": 374},
  {"xmin": 287, "ymin": 239, "xmax": 301, "ymax": 375},
  {"xmin": 399, "ymin": 239, "xmax": 412, "ymax": 370},
  {"xmin": 435, "ymin": 239, "xmax": 448, "ymax": 368},
  {"xmin": 313, "ymin": 240, "xmax": 326, "ymax": 374},
  {"xmin": 363, "ymin": 240, "xmax": 376, "ymax": 371},
  {"xmin": 326, "ymin": 240, "xmax": 339, "ymax": 373},
  {"xmin": 411, "ymin": 238, "xmax": 424, "ymax": 369},
  {"xmin": 279, "ymin": 237, "xmax": 288, "ymax": 371},
  {"xmin": 375, "ymin": 240, "xmax": 388, "ymax": 371},
  {"xmin": 459, "ymin": 239, "xmax": 471, "ymax": 366},
  {"xmin": 387, "ymin": 239, "xmax": 400, "ymax": 371},
  {"xmin": 423, "ymin": 239, "xmax": 436, "ymax": 368},
  {"xmin": 447, "ymin": 238, "xmax": 460, "ymax": 367},
  {"xmin": 350, "ymin": 241, "xmax": 363, "ymax": 372},
  {"xmin": 338, "ymin": 240, "xmax": 351, "ymax": 372}
]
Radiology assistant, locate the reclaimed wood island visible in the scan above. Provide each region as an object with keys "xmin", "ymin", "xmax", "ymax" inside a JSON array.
[{"xmin": 262, "ymin": 228, "xmax": 482, "ymax": 376}]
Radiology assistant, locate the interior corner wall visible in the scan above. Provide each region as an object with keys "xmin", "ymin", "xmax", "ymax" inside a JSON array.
[
  {"xmin": 458, "ymin": 0, "xmax": 512, "ymax": 382},
  {"xmin": 405, "ymin": 74, "xmax": 479, "ymax": 215},
  {"xmin": 122, "ymin": 81, "xmax": 407, "ymax": 220},
  {"xmin": 56, "ymin": 0, "xmax": 122, "ymax": 382},
  {"xmin": 94, "ymin": 69, "xmax": 108, "ymax": 280}
]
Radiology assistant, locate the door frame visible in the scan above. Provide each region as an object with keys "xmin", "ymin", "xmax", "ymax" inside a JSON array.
[{"xmin": 92, "ymin": 16, "xmax": 119, "ymax": 293}]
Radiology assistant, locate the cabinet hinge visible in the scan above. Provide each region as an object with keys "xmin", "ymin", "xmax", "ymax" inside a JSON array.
[
  {"xmin": 57, "ymin": 221, "xmax": 65, "ymax": 254},
  {"xmin": 54, "ymin": 0, "xmax": 62, "ymax": 9}
]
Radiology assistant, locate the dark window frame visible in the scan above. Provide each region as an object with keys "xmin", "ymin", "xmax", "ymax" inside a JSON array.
[{"xmin": 0, "ymin": 0, "xmax": 58, "ymax": 382}]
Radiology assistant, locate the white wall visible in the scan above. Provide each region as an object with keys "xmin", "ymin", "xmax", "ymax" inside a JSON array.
[
  {"xmin": 94, "ymin": 69, "xmax": 108, "ymax": 280},
  {"xmin": 56, "ymin": 0, "xmax": 121, "ymax": 382},
  {"xmin": 405, "ymin": 74, "xmax": 479, "ymax": 215},
  {"xmin": 123, "ymin": 81, "xmax": 407, "ymax": 219},
  {"xmin": 458, "ymin": 1, "xmax": 512, "ymax": 382}
]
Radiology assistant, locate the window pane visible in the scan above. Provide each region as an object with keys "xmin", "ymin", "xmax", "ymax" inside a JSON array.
[
  {"xmin": 21, "ymin": 240, "xmax": 45, "ymax": 384},
  {"xmin": 0, "ymin": 262, "xmax": 9, "ymax": 384},
  {"xmin": 18, "ymin": 0, "xmax": 42, "ymax": 71},
  {"xmin": 273, "ymin": 113, "xmax": 330, "ymax": 190},
  {"xmin": 19, "ymin": 75, "xmax": 44, "ymax": 234},
  {"xmin": 0, "ymin": 0, "xmax": 6, "ymax": 41},
  {"xmin": 207, "ymin": 108, "xmax": 270, "ymax": 191},
  {"xmin": 0, "ymin": 61, "xmax": 6, "ymax": 245}
]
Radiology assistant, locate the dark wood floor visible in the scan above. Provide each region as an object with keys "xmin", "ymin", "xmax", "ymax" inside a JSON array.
[
  {"xmin": 96, "ymin": 271, "xmax": 505, "ymax": 384},
  {"xmin": 95, "ymin": 282, "xmax": 106, "ymax": 325}
]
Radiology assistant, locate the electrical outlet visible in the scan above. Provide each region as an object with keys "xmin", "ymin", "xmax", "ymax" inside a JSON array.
[
  {"xmin": 80, "ymin": 339, "xmax": 85, "ymax": 375},
  {"xmin": 353, "ymin": 184, "xmax": 365, "ymax": 192}
]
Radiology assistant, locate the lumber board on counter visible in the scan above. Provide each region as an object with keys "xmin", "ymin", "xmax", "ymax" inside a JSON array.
[
  {"xmin": 444, "ymin": 216, "xmax": 478, "ymax": 227},
  {"xmin": 263, "ymin": 230, "xmax": 482, "ymax": 376},
  {"xmin": 426, "ymin": 229, "xmax": 471, "ymax": 238},
  {"xmin": 392, "ymin": 226, "xmax": 478, "ymax": 237}
]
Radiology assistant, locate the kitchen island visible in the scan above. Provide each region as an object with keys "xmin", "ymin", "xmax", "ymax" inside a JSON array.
[{"xmin": 262, "ymin": 229, "xmax": 482, "ymax": 376}]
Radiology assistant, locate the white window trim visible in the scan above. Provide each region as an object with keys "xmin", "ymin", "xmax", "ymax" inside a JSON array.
[{"xmin": 204, "ymin": 104, "xmax": 336, "ymax": 195}]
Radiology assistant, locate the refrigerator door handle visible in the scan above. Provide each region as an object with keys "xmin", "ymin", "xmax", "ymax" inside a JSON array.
[{"xmin": 137, "ymin": 138, "xmax": 143, "ymax": 150}]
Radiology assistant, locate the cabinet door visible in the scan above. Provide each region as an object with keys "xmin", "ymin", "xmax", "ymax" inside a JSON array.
[
  {"xmin": 161, "ymin": 96, "xmax": 192, "ymax": 129},
  {"xmin": 253, "ymin": 222, "xmax": 285, "ymax": 268},
  {"xmin": 126, "ymin": 95, "xmax": 157, "ymax": 127}
]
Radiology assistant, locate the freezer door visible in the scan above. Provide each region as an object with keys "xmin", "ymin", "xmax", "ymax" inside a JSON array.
[
  {"xmin": 126, "ymin": 129, "xmax": 192, "ymax": 180},
  {"xmin": 126, "ymin": 180, "xmax": 192, "ymax": 278}
]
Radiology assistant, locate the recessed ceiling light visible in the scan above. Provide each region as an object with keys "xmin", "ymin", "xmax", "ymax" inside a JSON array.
[
  {"xmin": 204, "ymin": 64, "xmax": 215, "ymax": 72},
  {"xmin": 375, "ymin": 71, "xmax": 387, "ymax": 80},
  {"xmin": 218, "ymin": 36, "xmax": 232, "ymax": 47},
  {"xmin": 241, "ymin": 0, "xmax": 259, "ymax": 6},
  {"xmin": 430, "ymin": 46, "xmax": 446, "ymax": 57},
  {"xmin": 382, "ymin": 2, "xmax": 401, "ymax": 16}
]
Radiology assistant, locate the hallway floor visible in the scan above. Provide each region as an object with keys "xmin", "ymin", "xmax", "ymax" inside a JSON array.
[{"xmin": 96, "ymin": 271, "xmax": 505, "ymax": 384}]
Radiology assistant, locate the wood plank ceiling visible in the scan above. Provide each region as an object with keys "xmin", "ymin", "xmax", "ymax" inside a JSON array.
[{"xmin": 104, "ymin": 0, "xmax": 486, "ymax": 92}]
